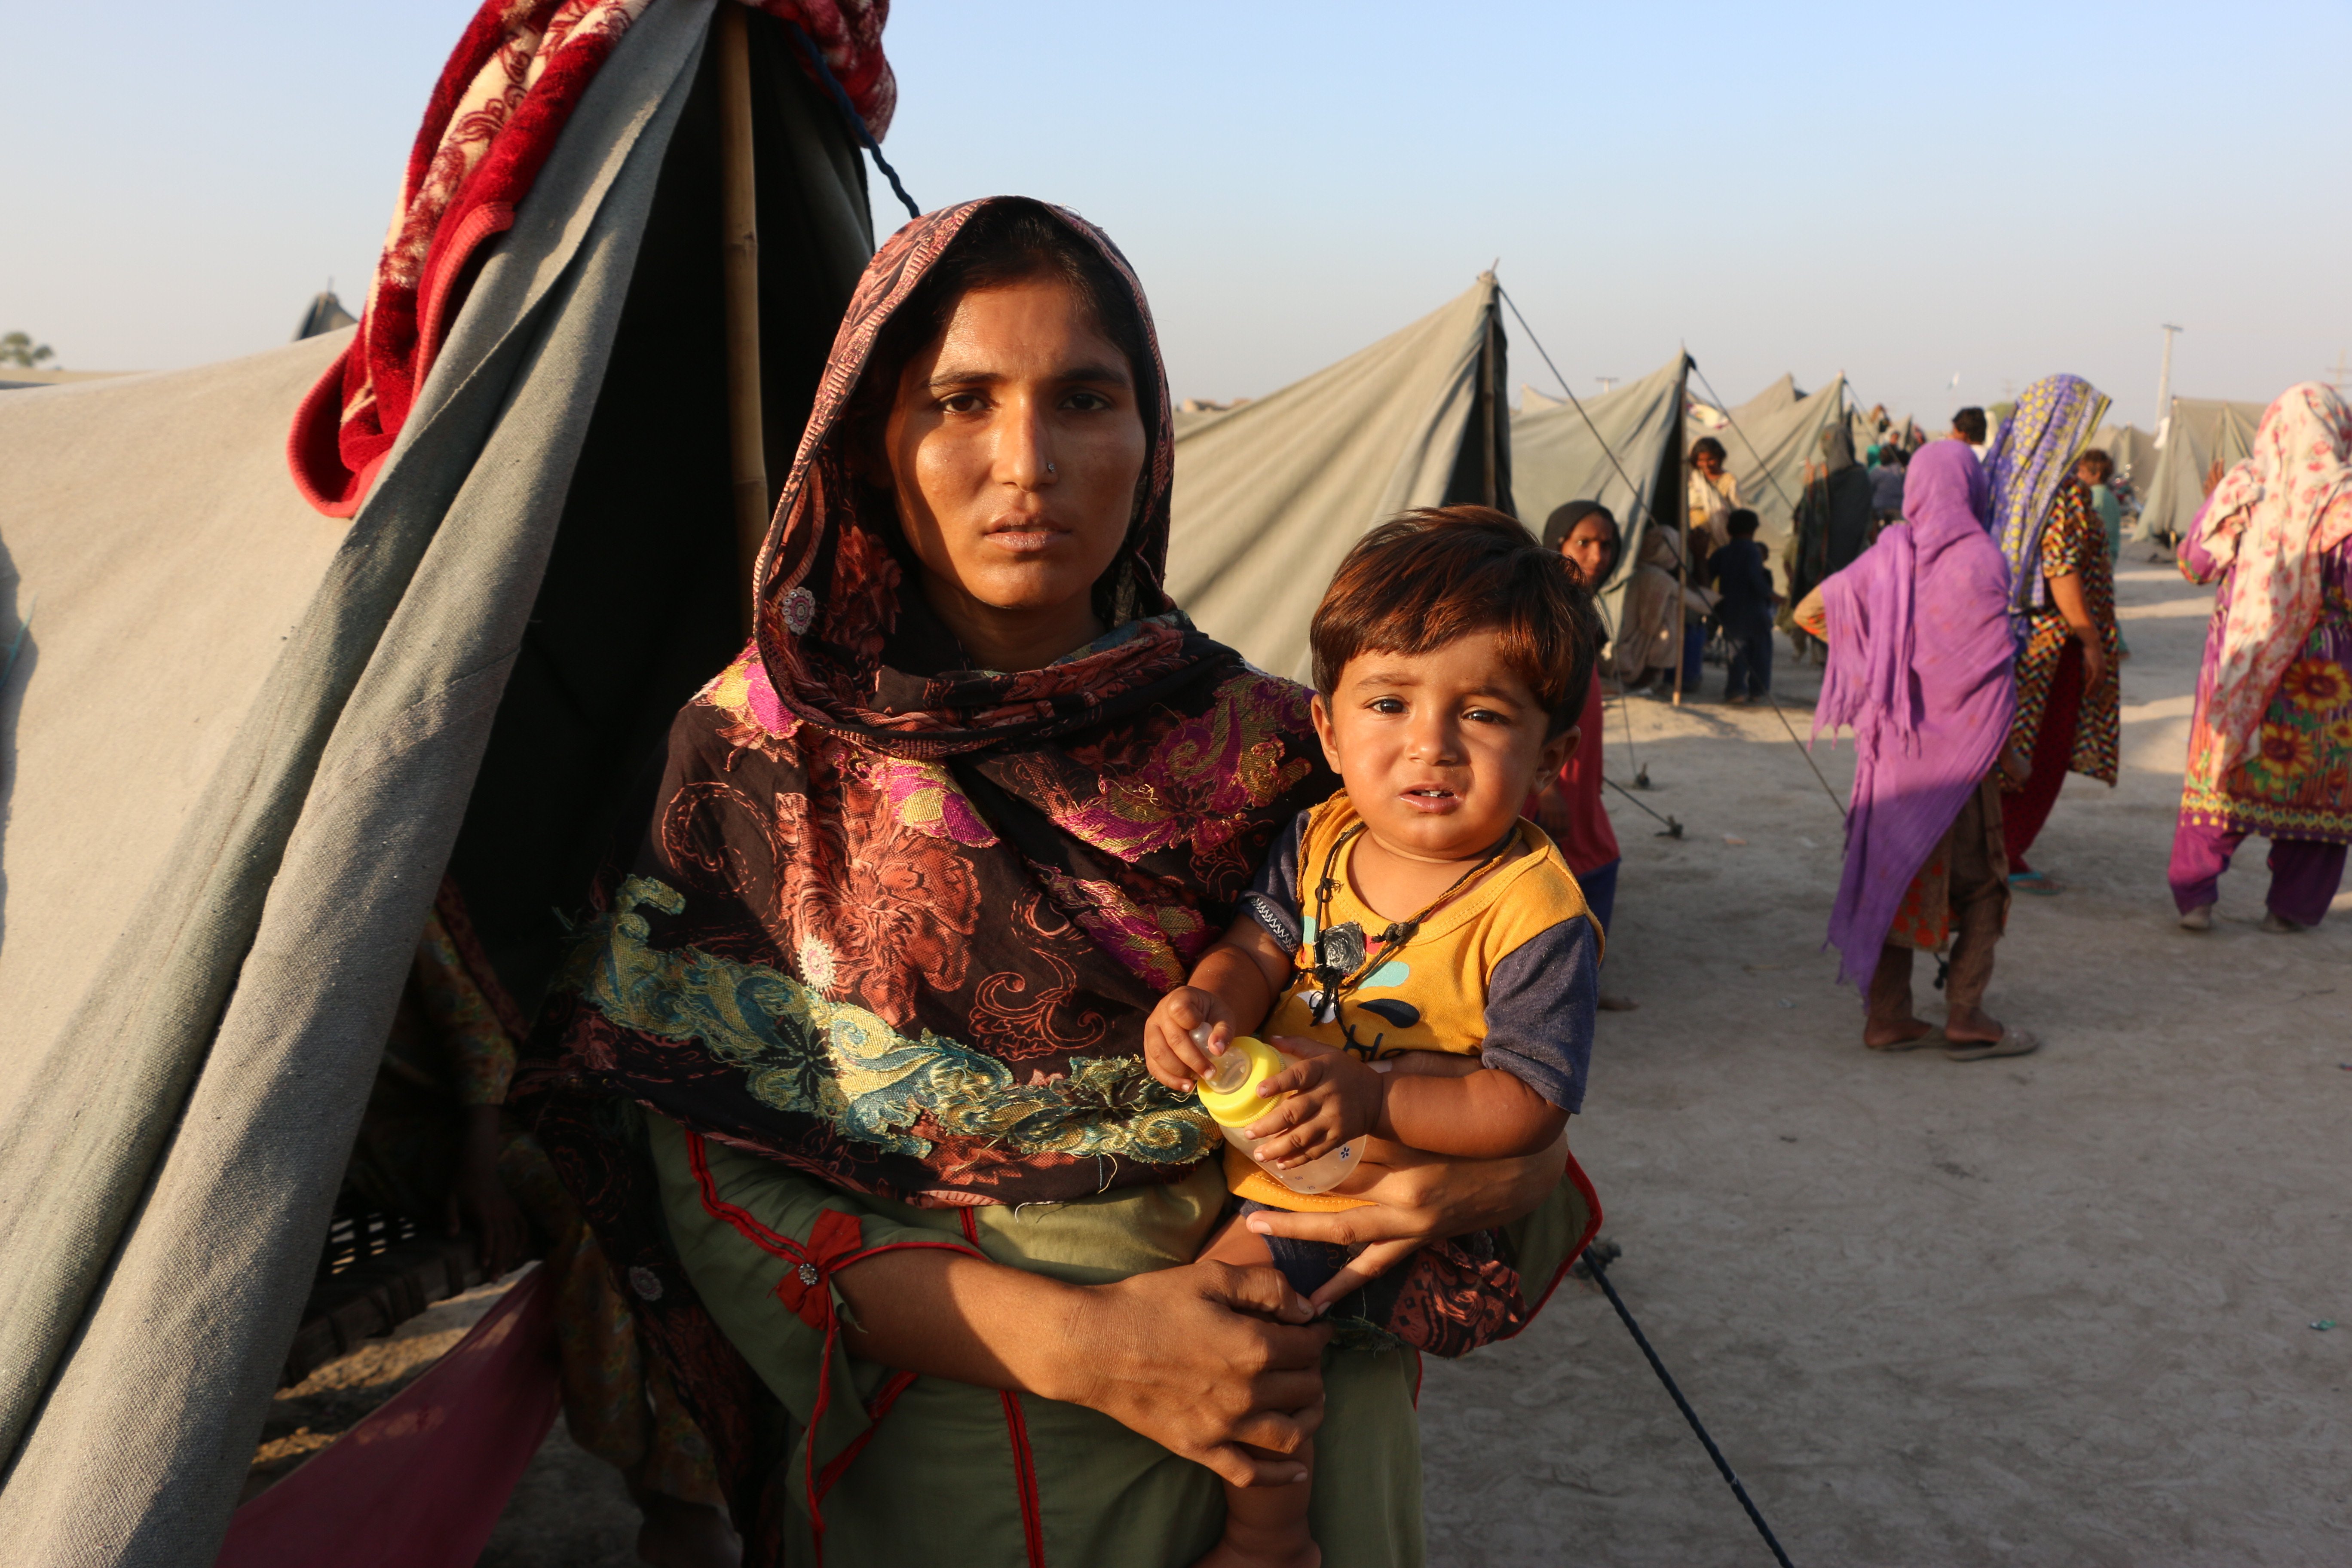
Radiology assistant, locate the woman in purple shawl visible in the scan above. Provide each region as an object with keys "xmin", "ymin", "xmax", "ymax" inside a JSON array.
[{"xmin": 1798, "ymin": 441, "xmax": 2040, "ymax": 1060}]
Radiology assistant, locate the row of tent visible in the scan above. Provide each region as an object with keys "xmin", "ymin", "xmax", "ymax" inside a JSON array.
[
  {"xmin": 1168, "ymin": 277, "xmax": 1858, "ymax": 679},
  {"xmin": 0, "ymin": 0, "xmax": 2280, "ymax": 1552}
]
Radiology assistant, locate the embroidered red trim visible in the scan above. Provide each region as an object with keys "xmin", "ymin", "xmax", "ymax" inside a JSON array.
[
  {"xmin": 1000, "ymin": 1390, "xmax": 1048, "ymax": 1568},
  {"xmin": 683, "ymin": 1132, "xmax": 974, "ymax": 1566}
]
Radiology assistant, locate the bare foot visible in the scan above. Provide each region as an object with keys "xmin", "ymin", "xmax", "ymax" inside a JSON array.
[
  {"xmin": 2177, "ymin": 903, "xmax": 2214, "ymax": 932},
  {"xmin": 1943, "ymin": 1003, "xmax": 2005, "ymax": 1045},
  {"xmin": 2260, "ymin": 911, "xmax": 2307, "ymax": 934},
  {"xmin": 637, "ymin": 1494, "xmax": 740, "ymax": 1568},
  {"xmin": 1191, "ymin": 1533, "xmax": 1321, "ymax": 1568},
  {"xmin": 1863, "ymin": 1017, "xmax": 1937, "ymax": 1051}
]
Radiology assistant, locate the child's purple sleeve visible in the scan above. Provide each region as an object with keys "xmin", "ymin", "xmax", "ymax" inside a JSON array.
[
  {"xmin": 1237, "ymin": 811, "xmax": 1308, "ymax": 950},
  {"xmin": 1479, "ymin": 916, "xmax": 1599, "ymax": 1113}
]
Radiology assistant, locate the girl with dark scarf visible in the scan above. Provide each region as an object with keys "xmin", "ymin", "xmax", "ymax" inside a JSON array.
[{"xmin": 514, "ymin": 199, "xmax": 1585, "ymax": 1566}]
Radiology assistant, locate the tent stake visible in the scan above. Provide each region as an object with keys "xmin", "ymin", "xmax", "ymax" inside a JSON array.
[{"xmin": 717, "ymin": 3, "xmax": 767, "ymax": 635}]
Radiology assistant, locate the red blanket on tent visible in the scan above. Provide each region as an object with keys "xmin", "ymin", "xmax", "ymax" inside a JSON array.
[{"xmin": 287, "ymin": 0, "xmax": 894, "ymax": 518}]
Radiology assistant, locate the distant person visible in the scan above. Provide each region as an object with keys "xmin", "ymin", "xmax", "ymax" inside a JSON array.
[
  {"xmin": 1535, "ymin": 501, "xmax": 1635, "ymax": 1008},
  {"xmin": 1614, "ymin": 525, "xmax": 1695, "ymax": 693},
  {"xmin": 1869, "ymin": 442, "xmax": 1908, "ymax": 529},
  {"xmin": 1797, "ymin": 440, "xmax": 2038, "ymax": 1060},
  {"xmin": 1952, "ymin": 406, "xmax": 1988, "ymax": 448},
  {"xmin": 1707, "ymin": 507, "xmax": 1777, "ymax": 705},
  {"xmin": 1687, "ymin": 436, "xmax": 1738, "ymax": 567},
  {"xmin": 1985, "ymin": 375, "xmax": 2122, "ymax": 892},
  {"xmin": 1785, "ymin": 425, "xmax": 1874, "ymax": 633},
  {"xmin": 2077, "ymin": 447, "xmax": 2124, "ymax": 560},
  {"xmin": 2171, "ymin": 383, "xmax": 2352, "ymax": 933}
]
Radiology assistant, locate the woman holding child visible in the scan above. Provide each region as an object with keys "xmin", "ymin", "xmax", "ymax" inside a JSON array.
[{"xmin": 516, "ymin": 198, "xmax": 1596, "ymax": 1566}]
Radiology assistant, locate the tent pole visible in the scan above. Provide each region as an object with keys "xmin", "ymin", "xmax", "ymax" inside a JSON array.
[
  {"xmin": 717, "ymin": 3, "xmax": 767, "ymax": 636},
  {"xmin": 1481, "ymin": 300, "xmax": 1499, "ymax": 508}
]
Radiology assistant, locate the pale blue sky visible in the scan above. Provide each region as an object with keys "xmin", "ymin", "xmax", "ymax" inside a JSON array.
[{"xmin": 6, "ymin": 2, "xmax": 2346, "ymax": 427}]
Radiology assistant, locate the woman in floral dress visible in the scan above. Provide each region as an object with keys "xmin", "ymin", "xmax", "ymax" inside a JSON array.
[
  {"xmin": 1984, "ymin": 374, "xmax": 2121, "ymax": 888},
  {"xmin": 2170, "ymin": 383, "xmax": 2352, "ymax": 932}
]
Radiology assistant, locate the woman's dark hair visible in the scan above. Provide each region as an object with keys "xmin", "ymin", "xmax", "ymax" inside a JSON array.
[
  {"xmin": 847, "ymin": 199, "xmax": 1159, "ymax": 456},
  {"xmin": 1311, "ymin": 506, "xmax": 1600, "ymax": 737},
  {"xmin": 1727, "ymin": 507, "xmax": 1760, "ymax": 537},
  {"xmin": 1691, "ymin": 436, "xmax": 1728, "ymax": 466}
]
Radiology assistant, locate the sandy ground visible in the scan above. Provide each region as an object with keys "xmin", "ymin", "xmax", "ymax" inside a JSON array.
[{"xmin": 284, "ymin": 554, "xmax": 2347, "ymax": 1565}]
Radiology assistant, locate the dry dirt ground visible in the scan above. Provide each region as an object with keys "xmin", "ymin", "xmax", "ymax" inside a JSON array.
[{"xmin": 279, "ymin": 556, "xmax": 2347, "ymax": 1565}]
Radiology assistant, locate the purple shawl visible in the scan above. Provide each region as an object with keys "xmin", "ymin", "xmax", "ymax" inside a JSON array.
[{"xmin": 1816, "ymin": 441, "xmax": 2018, "ymax": 988}]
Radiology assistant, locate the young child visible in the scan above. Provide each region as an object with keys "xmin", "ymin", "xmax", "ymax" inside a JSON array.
[
  {"xmin": 1706, "ymin": 507, "xmax": 1777, "ymax": 705},
  {"xmin": 1143, "ymin": 506, "xmax": 1606, "ymax": 1568}
]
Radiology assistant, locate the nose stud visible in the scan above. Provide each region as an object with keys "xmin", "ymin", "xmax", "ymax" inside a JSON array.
[{"xmin": 1044, "ymin": 462, "xmax": 1056, "ymax": 476}]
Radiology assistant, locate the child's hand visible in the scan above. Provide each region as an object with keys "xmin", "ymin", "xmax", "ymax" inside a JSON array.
[
  {"xmin": 1245, "ymin": 1037, "xmax": 1384, "ymax": 1167},
  {"xmin": 1143, "ymin": 986, "xmax": 1235, "ymax": 1093}
]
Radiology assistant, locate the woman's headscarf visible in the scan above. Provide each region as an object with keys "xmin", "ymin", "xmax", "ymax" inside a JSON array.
[
  {"xmin": 2191, "ymin": 381, "xmax": 2352, "ymax": 773},
  {"xmin": 1985, "ymin": 374, "xmax": 2110, "ymax": 625},
  {"xmin": 1816, "ymin": 441, "xmax": 2017, "ymax": 989},
  {"xmin": 524, "ymin": 197, "xmax": 1332, "ymax": 1208}
]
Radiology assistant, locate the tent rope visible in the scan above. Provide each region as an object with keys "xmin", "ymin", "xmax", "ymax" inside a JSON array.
[
  {"xmin": 1583, "ymin": 1245, "xmax": 1798, "ymax": 1568},
  {"xmin": 1497, "ymin": 288, "xmax": 1674, "ymax": 540},
  {"xmin": 787, "ymin": 22, "xmax": 922, "ymax": 220},
  {"xmin": 1763, "ymin": 691, "xmax": 1848, "ymax": 821}
]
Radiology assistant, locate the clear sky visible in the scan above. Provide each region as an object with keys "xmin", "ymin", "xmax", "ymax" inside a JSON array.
[{"xmin": 6, "ymin": 1, "xmax": 2347, "ymax": 429}]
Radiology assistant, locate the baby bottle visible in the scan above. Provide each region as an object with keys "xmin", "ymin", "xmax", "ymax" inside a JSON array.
[{"xmin": 1191, "ymin": 1026, "xmax": 1364, "ymax": 1196}]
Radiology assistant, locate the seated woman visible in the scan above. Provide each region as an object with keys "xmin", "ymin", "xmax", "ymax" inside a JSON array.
[{"xmin": 515, "ymin": 198, "xmax": 1587, "ymax": 1567}]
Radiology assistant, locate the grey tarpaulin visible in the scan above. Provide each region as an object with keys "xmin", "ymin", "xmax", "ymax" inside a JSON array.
[
  {"xmin": 2141, "ymin": 395, "xmax": 2267, "ymax": 542},
  {"xmin": 1511, "ymin": 352, "xmax": 1690, "ymax": 632},
  {"xmin": 1165, "ymin": 275, "xmax": 1512, "ymax": 683},
  {"xmin": 0, "ymin": 2, "xmax": 873, "ymax": 1559}
]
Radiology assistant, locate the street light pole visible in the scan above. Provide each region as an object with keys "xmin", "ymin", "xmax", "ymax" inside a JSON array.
[{"xmin": 2154, "ymin": 323, "xmax": 2183, "ymax": 442}]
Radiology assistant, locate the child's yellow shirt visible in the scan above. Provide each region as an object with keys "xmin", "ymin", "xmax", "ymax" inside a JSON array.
[{"xmin": 1225, "ymin": 791, "xmax": 1601, "ymax": 1210}]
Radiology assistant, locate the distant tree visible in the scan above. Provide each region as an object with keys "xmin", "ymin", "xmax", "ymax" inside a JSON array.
[{"xmin": 1, "ymin": 331, "xmax": 56, "ymax": 369}]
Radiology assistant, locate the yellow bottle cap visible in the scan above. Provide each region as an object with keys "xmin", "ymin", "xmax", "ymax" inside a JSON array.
[{"xmin": 1193, "ymin": 1035, "xmax": 1287, "ymax": 1128}]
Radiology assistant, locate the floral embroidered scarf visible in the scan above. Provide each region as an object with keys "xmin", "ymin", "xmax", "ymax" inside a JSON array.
[
  {"xmin": 524, "ymin": 197, "xmax": 1332, "ymax": 1208},
  {"xmin": 2191, "ymin": 382, "xmax": 2352, "ymax": 774},
  {"xmin": 1986, "ymin": 373, "xmax": 2109, "ymax": 630}
]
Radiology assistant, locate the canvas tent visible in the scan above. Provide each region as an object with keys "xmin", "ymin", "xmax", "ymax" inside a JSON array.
[
  {"xmin": 1690, "ymin": 372, "xmax": 1850, "ymax": 591},
  {"xmin": 1510, "ymin": 352, "xmax": 1689, "ymax": 628},
  {"xmin": 292, "ymin": 289, "xmax": 359, "ymax": 340},
  {"xmin": 0, "ymin": 3, "xmax": 879, "ymax": 1559},
  {"xmin": 1164, "ymin": 274, "xmax": 1512, "ymax": 683},
  {"xmin": 2141, "ymin": 396, "xmax": 2268, "ymax": 542}
]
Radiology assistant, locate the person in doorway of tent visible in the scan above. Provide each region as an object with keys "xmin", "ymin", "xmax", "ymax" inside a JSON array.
[
  {"xmin": 1708, "ymin": 507, "xmax": 1777, "ymax": 705},
  {"xmin": 2079, "ymin": 447, "xmax": 2132, "ymax": 655},
  {"xmin": 1144, "ymin": 507, "xmax": 1604, "ymax": 1568},
  {"xmin": 514, "ymin": 197, "xmax": 1583, "ymax": 1567},
  {"xmin": 1785, "ymin": 425, "xmax": 1874, "ymax": 647},
  {"xmin": 1987, "ymin": 375, "xmax": 2122, "ymax": 894},
  {"xmin": 2168, "ymin": 383, "xmax": 2352, "ymax": 934},
  {"xmin": 1614, "ymin": 524, "xmax": 1695, "ymax": 693},
  {"xmin": 1869, "ymin": 442, "xmax": 1908, "ymax": 535},
  {"xmin": 1687, "ymin": 436, "xmax": 1738, "ymax": 567},
  {"xmin": 1952, "ymin": 406, "xmax": 1988, "ymax": 451},
  {"xmin": 1535, "ymin": 500, "xmax": 1637, "ymax": 1010},
  {"xmin": 1797, "ymin": 439, "xmax": 2040, "ymax": 1060},
  {"xmin": 348, "ymin": 882, "xmax": 734, "ymax": 1565}
]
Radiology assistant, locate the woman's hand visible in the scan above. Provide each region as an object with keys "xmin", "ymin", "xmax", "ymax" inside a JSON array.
[
  {"xmin": 1245, "ymin": 1135, "xmax": 1569, "ymax": 1310},
  {"xmin": 1056, "ymin": 1262, "xmax": 1332, "ymax": 1488},
  {"xmin": 834, "ymin": 1248, "xmax": 1331, "ymax": 1488}
]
